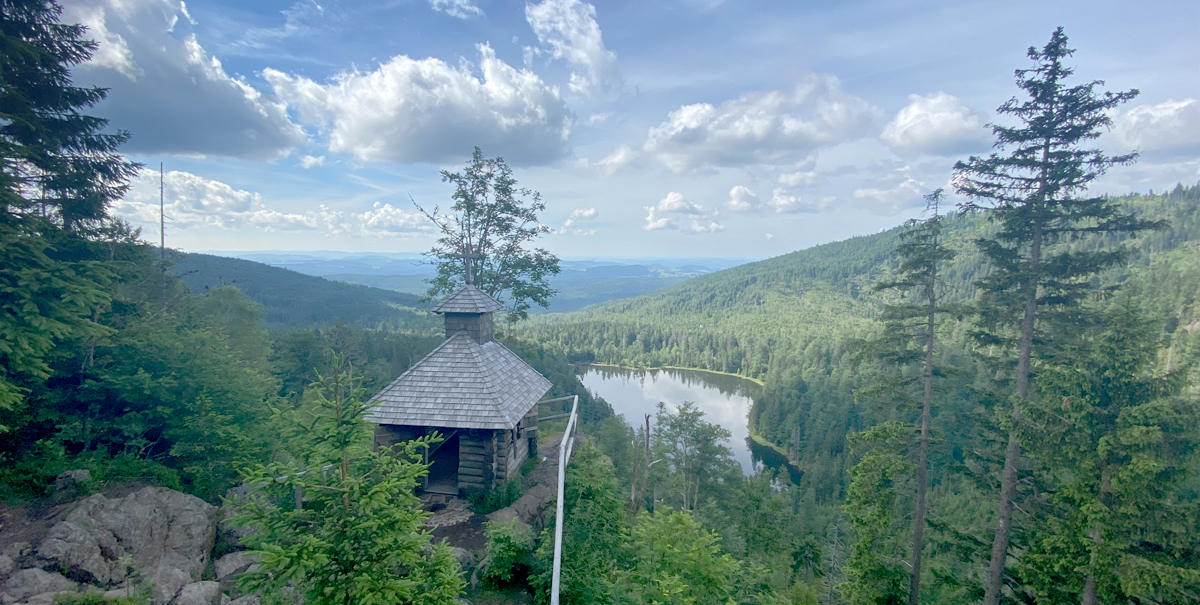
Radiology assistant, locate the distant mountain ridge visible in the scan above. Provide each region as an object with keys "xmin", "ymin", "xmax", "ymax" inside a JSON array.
[{"xmin": 172, "ymin": 253, "xmax": 438, "ymax": 329}]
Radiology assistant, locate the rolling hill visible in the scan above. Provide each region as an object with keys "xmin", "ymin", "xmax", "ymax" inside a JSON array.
[{"xmin": 171, "ymin": 253, "xmax": 439, "ymax": 329}]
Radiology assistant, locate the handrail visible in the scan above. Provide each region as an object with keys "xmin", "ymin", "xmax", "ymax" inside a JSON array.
[{"xmin": 549, "ymin": 394, "xmax": 579, "ymax": 605}]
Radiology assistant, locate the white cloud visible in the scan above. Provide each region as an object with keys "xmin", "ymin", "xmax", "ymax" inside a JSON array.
[
  {"xmin": 587, "ymin": 112, "xmax": 611, "ymax": 124},
  {"xmin": 593, "ymin": 144, "xmax": 637, "ymax": 175},
  {"xmin": 765, "ymin": 188, "xmax": 833, "ymax": 213},
  {"xmin": 644, "ymin": 192, "xmax": 721, "ymax": 233},
  {"xmin": 642, "ymin": 74, "xmax": 877, "ymax": 173},
  {"xmin": 765, "ymin": 233, "xmax": 774, "ymax": 240},
  {"xmin": 299, "ymin": 155, "xmax": 325, "ymax": 168},
  {"xmin": 881, "ymin": 92, "xmax": 989, "ymax": 157},
  {"xmin": 65, "ymin": 0, "xmax": 306, "ymax": 160},
  {"xmin": 559, "ymin": 207, "xmax": 598, "ymax": 234},
  {"xmin": 725, "ymin": 185, "xmax": 758, "ymax": 211},
  {"xmin": 526, "ymin": 0, "xmax": 621, "ymax": 95},
  {"xmin": 113, "ymin": 170, "xmax": 318, "ymax": 231},
  {"xmin": 265, "ymin": 44, "xmax": 572, "ymax": 166},
  {"xmin": 1112, "ymin": 98, "xmax": 1200, "ymax": 157},
  {"xmin": 430, "ymin": 0, "xmax": 483, "ymax": 19},
  {"xmin": 236, "ymin": 0, "xmax": 324, "ymax": 49},
  {"xmin": 853, "ymin": 168, "xmax": 925, "ymax": 214},
  {"xmin": 65, "ymin": 3, "xmax": 140, "ymax": 79},
  {"xmin": 358, "ymin": 202, "xmax": 431, "ymax": 236},
  {"xmin": 777, "ymin": 154, "xmax": 819, "ymax": 187}
]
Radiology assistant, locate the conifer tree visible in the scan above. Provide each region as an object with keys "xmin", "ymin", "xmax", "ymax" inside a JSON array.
[
  {"xmin": 233, "ymin": 356, "xmax": 465, "ymax": 605},
  {"xmin": 951, "ymin": 28, "xmax": 1160, "ymax": 605},
  {"xmin": 868, "ymin": 190, "xmax": 956, "ymax": 605},
  {"xmin": 1019, "ymin": 303, "xmax": 1200, "ymax": 604},
  {"xmin": 0, "ymin": 0, "xmax": 138, "ymax": 427}
]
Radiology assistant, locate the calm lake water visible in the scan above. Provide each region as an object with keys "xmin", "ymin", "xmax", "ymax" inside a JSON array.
[{"xmin": 579, "ymin": 365, "xmax": 795, "ymax": 478}]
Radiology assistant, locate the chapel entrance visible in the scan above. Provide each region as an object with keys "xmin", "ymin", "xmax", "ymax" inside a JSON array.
[{"xmin": 426, "ymin": 432, "xmax": 460, "ymax": 495}]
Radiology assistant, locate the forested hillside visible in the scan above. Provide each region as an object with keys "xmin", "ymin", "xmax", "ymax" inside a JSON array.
[
  {"xmin": 522, "ymin": 184, "xmax": 1200, "ymax": 487},
  {"xmin": 173, "ymin": 253, "xmax": 437, "ymax": 329}
]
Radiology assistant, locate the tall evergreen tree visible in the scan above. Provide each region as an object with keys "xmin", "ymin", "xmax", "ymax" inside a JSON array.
[
  {"xmin": 867, "ymin": 190, "xmax": 957, "ymax": 605},
  {"xmin": 1020, "ymin": 302, "xmax": 1200, "ymax": 604},
  {"xmin": 951, "ymin": 28, "xmax": 1160, "ymax": 605},
  {"xmin": 1, "ymin": 0, "xmax": 139, "ymax": 230},
  {"xmin": 0, "ymin": 0, "xmax": 138, "ymax": 427}
]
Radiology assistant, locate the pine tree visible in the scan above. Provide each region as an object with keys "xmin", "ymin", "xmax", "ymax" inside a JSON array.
[
  {"xmin": 232, "ymin": 356, "xmax": 465, "ymax": 605},
  {"xmin": 1, "ymin": 0, "xmax": 140, "ymax": 230},
  {"xmin": 1020, "ymin": 302, "xmax": 1200, "ymax": 604},
  {"xmin": 866, "ymin": 190, "xmax": 957, "ymax": 605},
  {"xmin": 0, "ymin": 0, "xmax": 138, "ymax": 428},
  {"xmin": 951, "ymin": 28, "xmax": 1161, "ymax": 605}
]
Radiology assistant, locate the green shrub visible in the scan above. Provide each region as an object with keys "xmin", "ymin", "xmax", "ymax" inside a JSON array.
[
  {"xmin": 480, "ymin": 519, "xmax": 535, "ymax": 586},
  {"xmin": 53, "ymin": 589, "xmax": 148, "ymax": 605},
  {"xmin": 469, "ymin": 478, "xmax": 522, "ymax": 515},
  {"xmin": 0, "ymin": 440, "xmax": 68, "ymax": 500},
  {"xmin": 81, "ymin": 454, "xmax": 183, "ymax": 492}
]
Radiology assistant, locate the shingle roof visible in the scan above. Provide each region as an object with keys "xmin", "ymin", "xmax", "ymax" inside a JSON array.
[
  {"xmin": 366, "ymin": 332, "xmax": 552, "ymax": 430},
  {"xmin": 431, "ymin": 285, "xmax": 504, "ymax": 314}
]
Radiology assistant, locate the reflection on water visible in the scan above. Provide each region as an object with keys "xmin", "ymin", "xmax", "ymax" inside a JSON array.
[{"xmin": 580, "ymin": 365, "xmax": 799, "ymax": 481}]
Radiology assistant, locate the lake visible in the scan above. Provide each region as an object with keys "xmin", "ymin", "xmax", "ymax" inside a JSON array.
[{"xmin": 579, "ymin": 365, "xmax": 796, "ymax": 478}]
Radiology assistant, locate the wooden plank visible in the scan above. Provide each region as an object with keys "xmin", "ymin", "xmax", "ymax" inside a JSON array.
[
  {"xmin": 460, "ymin": 453, "xmax": 487, "ymax": 464},
  {"xmin": 459, "ymin": 468, "xmax": 485, "ymax": 478}
]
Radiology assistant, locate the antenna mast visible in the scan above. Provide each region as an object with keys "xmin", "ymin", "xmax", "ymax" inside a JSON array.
[{"xmin": 160, "ymin": 162, "xmax": 165, "ymax": 261}]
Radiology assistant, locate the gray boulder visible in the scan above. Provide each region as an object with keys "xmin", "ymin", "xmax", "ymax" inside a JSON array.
[
  {"xmin": 229, "ymin": 596, "xmax": 260, "ymax": 605},
  {"xmin": 35, "ymin": 520, "xmax": 123, "ymax": 584},
  {"xmin": 173, "ymin": 581, "xmax": 221, "ymax": 605},
  {"xmin": 449, "ymin": 547, "xmax": 476, "ymax": 572},
  {"xmin": 31, "ymin": 485, "xmax": 217, "ymax": 604},
  {"xmin": 149, "ymin": 562, "xmax": 191, "ymax": 605},
  {"xmin": 64, "ymin": 486, "xmax": 216, "ymax": 579},
  {"xmin": 1, "ymin": 569, "xmax": 76, "ymax": 604},
  {"xmin": 213, "ymin": 552, "xmax": 255, "ymax": 582},
  {"xmin": 51, "ymin": 470, "xmax": 91, "ymax": 493},
  {"xmin": 0, "ymin": 555, "xmax": 13, "ymax": 582}
]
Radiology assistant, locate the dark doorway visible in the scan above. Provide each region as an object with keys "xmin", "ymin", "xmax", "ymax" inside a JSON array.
[{"xmin": 426, "ymin": 432, "xmax": 460, "ymax": 495}]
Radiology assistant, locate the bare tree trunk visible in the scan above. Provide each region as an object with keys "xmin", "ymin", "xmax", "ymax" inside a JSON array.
[
  {"xmin": 1081, "ymin": 524, "xmax": 1102, "ymax": 605},
  {"xmin": 983, "ymin": 223, "xmax": 1042, "ymax": 605}
]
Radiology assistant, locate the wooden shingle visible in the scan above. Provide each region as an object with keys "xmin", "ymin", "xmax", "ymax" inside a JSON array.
[{"xmin": 365, "ymin": 332, "xmax": 552, "ymax": 430}]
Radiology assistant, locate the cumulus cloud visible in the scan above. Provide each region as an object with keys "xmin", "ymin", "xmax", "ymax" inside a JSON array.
[
  {"xmin": 591, "ymin": 144, "xmax": 636, "ymax": 175},
  {"xmin": 559, "ymin": 207, "xmax": 598, "ymax": 234},
  {"xmin": 358, "ymin": 202, "xmax": 431, "ymax": 236},
  {"xmin": 299, "ymin": 155, "xmax": 325, "ymax": 168},
  {"xmin": 526, "ymin": 0, "xmax": 621, "ymax": 95},
  {"xmin": 113, "ymin": 169, "xmax": 317, "ymax": 231},
  {"xmin": 765, "ymin": 188, "xmax": 833, "ymax": 213},
  {"xmin": 881, "ymin": 92, "xmax": 989, "ymax": 157},
  {"xmin": 430, "ymin": 0, "xmax": 483, "ymax": 19},
  {"xmin": 725, "ymin": 185, "xmax": 758, "ymax": 211},
  {"xmin": 853, "ymin": 168, "xmax": 925, "ymax": 214},
  {"xmin": 777, "ymin": 154, "xmax": 819, "ymax": 187},
  {"xmin": 265, "ymin": 44, "xmax": 572, "ymax": 166},
  {"xmin": 641, "ymin": 74, "xmax": 877, "ymax": 173},
  {"xmin": 64, "ymin": 0, "xmax": 306, "ymax": 160},
  {"xmin": 644, "ymin": 192, "xmax": 721, "ymax": 233},
  {"xmin": 1111, "ymin": 98, "xmax": 1200, "ymax": 157}
]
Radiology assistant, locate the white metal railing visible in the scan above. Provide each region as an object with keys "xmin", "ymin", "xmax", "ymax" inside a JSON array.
[{"xmin": 538, "ymin": 394, "xmax": 579, "ymax": 605}]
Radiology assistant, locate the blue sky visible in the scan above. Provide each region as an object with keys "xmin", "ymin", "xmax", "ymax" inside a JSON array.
[{"xmin": 69, "ymin": 0, "xmax": 1199, "ymax": 259}]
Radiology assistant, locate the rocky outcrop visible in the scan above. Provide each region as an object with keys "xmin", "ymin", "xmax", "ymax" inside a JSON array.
[
  {"xmin": 1, "ymin": 569, "xmax": 76, "ymax": 604},
  {"xmin": 1, "ymin": 486, "xmax": 222, "ymax": 605}
]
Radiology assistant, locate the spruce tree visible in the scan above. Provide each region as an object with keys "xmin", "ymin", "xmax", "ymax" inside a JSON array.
[
  {"xmin": 870, "ymin": 190, "xmax": 956, "ymax": 605},
  {"xmin": 951, "ymin": 28, "xmax": 1161, "ymax": 605},
  {"xmin": 1, "ymin": 0, "xmax": 139, "ymax": 230}
]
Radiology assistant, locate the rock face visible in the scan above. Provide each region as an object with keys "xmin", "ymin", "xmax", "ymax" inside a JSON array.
[
  {"xmin": 1, "ymin": 569, "xmax": 76, "ymax": 604},
  {"xmin": 174, "ymin": 582, "xmax": 222, "ymax": 605},
  {"xmin": 3, "ymin": 486, "xmax": 219, "ymax": 605}
]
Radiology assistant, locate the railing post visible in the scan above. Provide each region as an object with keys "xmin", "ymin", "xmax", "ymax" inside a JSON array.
[{"xmin": 549, "ymin": 395, "xmax": 579, "ymax": 605}]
